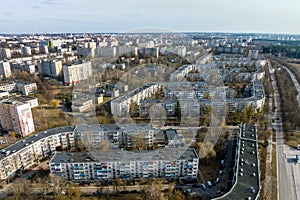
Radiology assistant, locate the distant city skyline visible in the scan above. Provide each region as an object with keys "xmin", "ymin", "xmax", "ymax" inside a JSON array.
[{"xmin": 0, "ymin": 0, "xmax": 299, "ymax": 34}]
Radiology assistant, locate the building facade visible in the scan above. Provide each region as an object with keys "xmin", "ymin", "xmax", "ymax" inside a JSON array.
[
  {"xmin": 38, "ymin": 59, "xmax": 63, "ymax": 77},
  {"xmin": 0, "ymin": 100, "xmax": 35, "ymax": 137},
  {"xmin": 0, "ymin": 81, "xmax": 37, "ymax": 96},
  {"xmin": 0, "ymin": 48, "xmax": 11, "ymax": 59},
  {"xmin": 49, "ymin": 148, "xmax": 199, "ymax": 181},
  {"xmin": 0, "ymin": 61, "xmax": 12, "ymax": 78},
  {"xmin": 0, "ymin": 126, "xmax": 76, "ymax": 181},
  {"xmin": 63, "ymin": 61, "xmax": 92, "ymax": 85}
]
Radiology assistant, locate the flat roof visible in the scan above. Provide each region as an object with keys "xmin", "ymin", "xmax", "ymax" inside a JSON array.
[
  {"xmin": 50, "ymin": 148, "xmax": 198, "ymax": 163},
  {"xmin": 76, "ymin": 124, "xmax": 153, "ymax": 133},
  {"xmin": 0, "ymin": 126, "xmax": 76, "ymax": 160},
  {"xmin": 216, "ymin": 124, "xmax": 260, "ymax": 200},
  {"xmin": 166, "ymin": 129, "xmax": 178, "ymax": 141},
  {"xmin": 8, "ymin": 95, "xmax": 37, "ymax": 102}
]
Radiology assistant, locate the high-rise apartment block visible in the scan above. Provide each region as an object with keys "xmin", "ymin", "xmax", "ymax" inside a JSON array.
[
  {"xmin": 0, "ymin": 100, "xmax": 35, "ymax": 137},
  {"xmin": 21, "ymin": 46, "xmax": 32, "ymax": 56},
  {"xmin": 39, "ymin": 45, "xmax": 49, "ymax": 54},
  {"xmin": 0, "ymin": 61, "xmax": 12, "ymax": 78},
  {"xmin": 63, "ymin": 61, "xmax": 92, "ymax": 85},
  {"xmin": 38, "ymin": 59, "xmax": 63, "ymax": 77},
  {"xmin": 0, "ymin": 48, "xmax": 11, "ymax": 59}
]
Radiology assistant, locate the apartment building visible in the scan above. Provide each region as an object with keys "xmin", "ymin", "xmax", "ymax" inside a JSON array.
[
  {"xmin": 0, "ymin": 100, "xmax": 35, "ymax": 137},
  {"xmin": 18, "ymin": 64, "xmax": 36, "ymax": 74},
  {"xmin": 139, "ymin": 47, "xmax": 160, "ymax": 58},
  {"xmin": 63, "ymin": 61, "xmax": 92, "ymax": 85},
  {"xmin": 16, "ymin": 82, "xmax": 37, "ymax": 95},
  {"xmin": 0, "ymin": 126, "xmax": 76, "ymax": 181},
  {"xmin": 111, "ymin": 83, "xmax": 162, "ymax": 117},
  {"xmin": 0, "ymin": 81, "xmax": 37, "ymax": 96},
  {"xmin": 0, "ymin": 60, "xmax": 12, "ymax": 78},
  {"xmin": 21, "ymin": 46, "xmax": 32, "ymax": 56},
  {"xmin": 113, "ymin": 79, "xmax": 264, "ymax": 118},
  {"xmin": 226, "ymin": 81, "xmax": 265, "ymax": 112},
  {"xmin": 9, "ymin": 96, "xmax": 39, "ymax": 108},
  {"xmin": 49, "ymin": 148, "xmax": 199, "ymax": 181},
  {"xmin": 154, "ymin": 129, "xmax": 185, "ymax": 148},
  {"xmin": 96, "ymin": 47, "xmax": 117, "ymax": 57},
  {"xmin": 39, "ymin": 45, "xmax": 49, "ymax": 54},
  {"xmin": 71, "ymin": 98, "xmax": 93, "ymax": 113},
  {"xmin": 77, "ymin": 124, "xmax": 154, "ymax": 149},
  {"xmin": 38, "ymin": 59, "xmax": 63, "ymax": 77},
  {"xmin": 217, "ymin": 124, "xmax": 260, "ymax": 200},
  {"xmin": 77, "ymin": 42, "xmax": 96, "ymax": 58},
  {"xmin": 0, "ymin": 48, "xmax": 11, "ymax": 59},
  {"xmin": 139, "ymin": 99, "xmax": 178, "ymax": 117}
]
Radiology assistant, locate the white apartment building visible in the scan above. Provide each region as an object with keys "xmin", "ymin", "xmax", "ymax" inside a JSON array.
[
  {"xmin": 77, "ymin": 42, "xmax": 97, "ymax": 58},
  {"xmin": 19, "ymin": 64, "xmax": 36, "ymax": 74},
  {"xmin": 116, "ymin": 46, "xmax": 138, "ymax": 57},
  {"xmin": 77, "ymin": 124, "xmax": 154, "ymax": 149},
  {"xmin": 16, "ymin": 82, "xmax": 37, "ymax": 95},
  {"xmin": 63, "ymin": 61, "xmax": 92, "ymax": 85},
  {"xmin": 21, "ymin": 46, "xmax": 32, "ymax": 56},
  {"xmin": 0, "ymin": 100, "xmax": 35, "ymax": 137},
  {"xmin": 50, "ymin": 148, "xmax": 199, "ymax": 181},
  {"xmin": 0, "ymin": 61, "xmax": 12, "ymax": 78},
  {"xmin": 39, "ymin": 45, "xmax": 49, "ymax": 54},
  {"xmin": 96, "ymin": 47, "xmax": 117, "ymax": 57},
  {"xmin": 77, "ymin": 47, "xmax": 95, "ymax": 58},
  {"xmin": 71, "ymin": 98, "xmax": 93, "ymax": 113},
  {"xmin": 0, "ymin": 48, "xmax": 11, "ymax": 59},
  {"xmin": 111, "ymin": 83, "xmax": 161, "ymax": 117},
  {"xmin": 38, "ymin": 59, "xmax": 63, "ymax": 77},
  {"xmin": 112, "ymin": 80, "xmax": 264, "ymax": 117},
  {"xmin": 0, "ymin": 126, "xmax": 76, "ymax": 181},
  {"xmin": 161, "ymin": 46, "xmax": 187, "ymax": 57},
  {"xmin": 9, "ymin": 96, "xmax": 39, "ymax": 109},
  {"xmin": 0, "ymin": 81, "xmax": 37, "ymax": 96}
]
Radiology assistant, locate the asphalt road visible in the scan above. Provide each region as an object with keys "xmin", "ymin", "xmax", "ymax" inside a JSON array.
[{"xmin": 268, "ymin": 60, "xmax": 299, "ymax": 200}]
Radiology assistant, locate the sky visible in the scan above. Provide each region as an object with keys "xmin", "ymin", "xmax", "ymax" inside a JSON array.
[{"xmin": 0, "ymin": 0, "xmax": 299, "ymax": 34}]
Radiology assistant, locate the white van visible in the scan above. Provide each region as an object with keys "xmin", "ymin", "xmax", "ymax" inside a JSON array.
[{"xmin": 297, "ymin": 144, "xmax": 300, "ymax": 150}]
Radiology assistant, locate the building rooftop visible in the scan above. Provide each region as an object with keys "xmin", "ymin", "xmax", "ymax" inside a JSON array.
[
  {"xmin": 8, "ymin": 95, "xmax": 37, "ymax": 103},
  {"xmin": 50, "ymin": 148, "xmax": 198, "ymax": 163},
  {"xmin": 0, "ymin": 126, "xmax": 76, "ymax": 160},
  {"xmin": 165, "ymin": 129, "xmax": 178, "ymax": 141},
  {"xmin": 77, "ymin": 123, "xmax": 153, "ymax": 133},
  {"xmin": 216, "ymin": 124, "xmax": 260, "ymax": 200}
]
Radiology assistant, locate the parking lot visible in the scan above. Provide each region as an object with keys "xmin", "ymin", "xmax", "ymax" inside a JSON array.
[{"xmin": 181, "ymin": 131, "xmax": 237, "ymax": 200}]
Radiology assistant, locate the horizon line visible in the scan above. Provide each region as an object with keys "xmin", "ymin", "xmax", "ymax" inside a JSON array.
[{"xmin": 0, "ymin": 31, "xmax": 300, "ymax": 36}]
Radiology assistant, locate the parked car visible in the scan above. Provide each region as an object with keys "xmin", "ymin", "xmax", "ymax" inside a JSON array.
[{"xmin": 207, "ymin": 181, "xmax": 213, "ymax": 188}]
